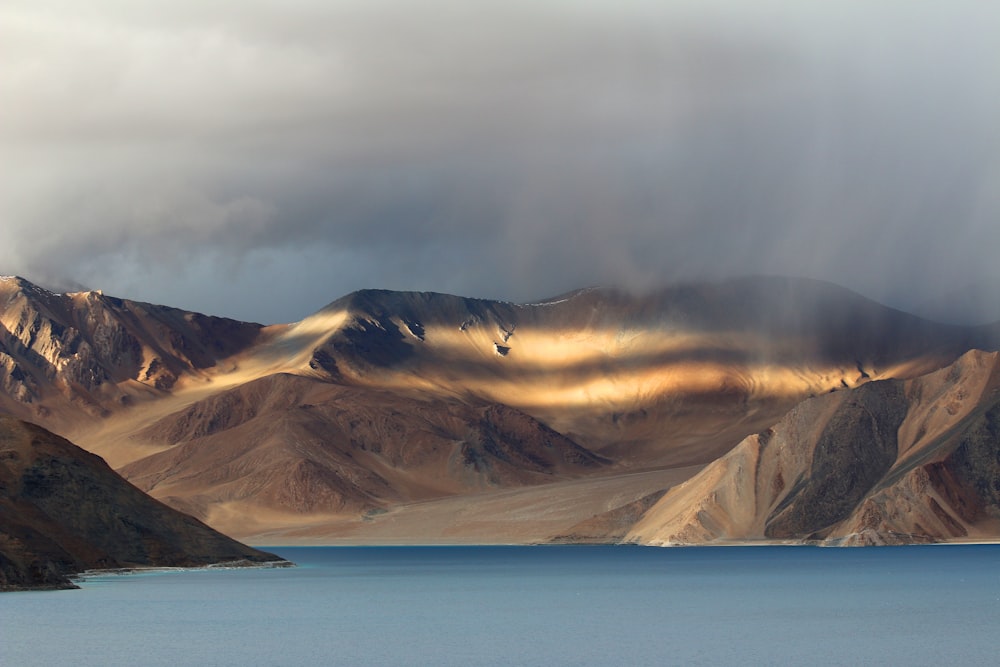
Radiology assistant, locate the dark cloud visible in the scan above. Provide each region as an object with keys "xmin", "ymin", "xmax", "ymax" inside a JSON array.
[{"xmin": 2, "ymin": 1, "xmax": 998, "ymax": 323}]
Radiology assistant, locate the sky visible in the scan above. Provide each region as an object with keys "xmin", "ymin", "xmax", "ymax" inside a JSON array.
[{"xmin": 2, "ymin": 1, "xmax": 999, "ymax": 324}]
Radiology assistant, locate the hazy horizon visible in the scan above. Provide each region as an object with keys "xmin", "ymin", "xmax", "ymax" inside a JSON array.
[{"xmin": 3, "ymin": 1, "xmax": 998, "ymax": 324}]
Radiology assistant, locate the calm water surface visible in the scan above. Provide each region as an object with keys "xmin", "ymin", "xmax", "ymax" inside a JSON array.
[{"xmin": 2, "ymin": 545, "xmax": 999, "ymax": 666}]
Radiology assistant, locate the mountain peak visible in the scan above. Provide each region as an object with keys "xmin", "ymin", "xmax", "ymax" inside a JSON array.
[
  {"xmin": 0, "ymin": 275, "xmax": 57, "ymax": 299},
  {"xmin": 0, "ymin": 280, "xmax": 264, "ymax": 425}
]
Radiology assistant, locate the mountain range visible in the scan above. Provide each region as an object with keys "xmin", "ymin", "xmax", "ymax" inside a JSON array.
[{"xmin": 1, "ymin": 274, "xmax": 998, "ymax": 547}]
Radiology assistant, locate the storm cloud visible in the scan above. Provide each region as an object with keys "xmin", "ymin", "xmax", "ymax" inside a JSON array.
[{"xmin": 2, "ymin": 1, "xmax": 998, "ymax": 323}]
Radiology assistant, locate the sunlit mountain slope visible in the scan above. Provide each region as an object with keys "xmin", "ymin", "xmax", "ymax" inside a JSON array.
[{"xmin": 622, "ymin": 350, "xmax": 1000, "ymax": 545}]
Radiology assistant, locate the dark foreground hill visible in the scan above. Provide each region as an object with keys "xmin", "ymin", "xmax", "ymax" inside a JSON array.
[{"xmin": 0, "ymin": 415, "xmax": 284, "ymax": 591}]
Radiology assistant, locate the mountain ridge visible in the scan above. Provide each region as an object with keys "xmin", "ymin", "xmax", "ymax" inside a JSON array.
[
  {"xmin": 1, "ymin": 274, "xmax": 998, "ymax": 545},
  {"xmin": 0, "ymin": 275, "xmax": 263, "ymax": 428}
]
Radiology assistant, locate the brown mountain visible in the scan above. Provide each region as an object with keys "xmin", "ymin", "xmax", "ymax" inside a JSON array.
[
  {"xmin": 620, "ymin": 349, "xmax": 1000, "ymax": 546},
  {"xmin": 1, "ymin": 274, "xmax": 998, "ymax": 544},
  {"xmin": 0, "ymin": 275, "xmax": 262, "ymax": 427},
  {"xmin": 252, "ymin": 277, "xmax": 992, "ymax": 473},
  {"xmin": 0, "ymin": 414, "xmax": 284, "ymax": 591},
  {"xmin": 118, "ymin": 372, "xmax": 607, "ymax": 536}
]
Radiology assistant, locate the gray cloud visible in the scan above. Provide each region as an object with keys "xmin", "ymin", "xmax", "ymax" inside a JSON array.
[{"xmin": 2, "ymin": 1, "xmax": 999, "ymax": 323}]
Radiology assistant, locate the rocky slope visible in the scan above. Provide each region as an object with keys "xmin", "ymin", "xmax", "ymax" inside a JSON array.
[
  {"xmin": 1, "ymin": 274, "xmax": 999, "ymax": 543},
  {"xmin": 0, "ymin": 414, "xmax": 283, "ymax": 591},
  {"xmin": 620, "ymin": 350, "xmax": 1000, "ymax": 546},
  {"xmin": 301, "ymin": 278, "xmax": 997, "ymax": 464},
  {"xmin": 0, "ymin": 275, "xmax": 262, "ymax": 426},
  {"xmin": 118, "ymin": 372, "xmax": 607, "ymax": 533}
]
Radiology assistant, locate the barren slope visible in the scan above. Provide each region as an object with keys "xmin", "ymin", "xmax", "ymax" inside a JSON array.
[
  {"xmin": 117, "ymin": 373, "xmax": 608, "ymax": 532},
  {"xmin": 237, "ymin": 468, "xmax": 698, "ymax": 546},
  {"xmin": 0, "ymin": 276, "xmax": 262, "ymax": 430},
  {"xmin": 295, "ymin": 278, "xmax": 997, "ymax": 465},
  {"xmin": 0, "ymin": 415, "xmax": 283, "ymax": 591},
  {"xmin": 3, "ymin": 275, "xmax": 999, "ymax": 543},
  {"xmin": 622, "ymin": 350, "xmax": 1000, "ymax": 546}
]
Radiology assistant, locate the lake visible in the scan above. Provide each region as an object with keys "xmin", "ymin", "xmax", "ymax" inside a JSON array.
[{"xmin": 2, "ymin": 545, "xmax": 999, "ymax": 666}]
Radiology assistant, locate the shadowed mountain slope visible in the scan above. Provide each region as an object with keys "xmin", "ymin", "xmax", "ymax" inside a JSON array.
[{"xmin": 0, "ymin": 415, "xmax": 283, "ymax": 591}]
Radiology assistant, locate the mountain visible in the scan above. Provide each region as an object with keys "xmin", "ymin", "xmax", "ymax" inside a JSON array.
[
  {"xmin": 0, "ymin": 415, "xmax": 284, "ymax": 591},
  {"xmin": 619, "ymin": 350, "xmax": 1000, "ymax": 546},
  {"xmin": 1, "ymin": 274, "xmax": 998, "ymax": 544},
  {"xmin": 118, "ymin": 372, "xmax": 607, "ymax": 536},
  {"xmin": 0, "ymin": 275, "xmax": 262, "ymax": 427},
  {"xmin": 279, "ymin": 277, "xmax": 994, "ymax": 473}
]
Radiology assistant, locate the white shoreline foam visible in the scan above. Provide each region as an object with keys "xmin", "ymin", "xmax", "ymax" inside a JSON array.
[{"xmin": 71, "ymin": 559, "xmax": 293, "ymax": 582}]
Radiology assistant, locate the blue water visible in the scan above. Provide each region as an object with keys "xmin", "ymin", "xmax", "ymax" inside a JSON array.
[{"xmin": 2, "ymin": 545, "xmax": 999, "ymax": 666}]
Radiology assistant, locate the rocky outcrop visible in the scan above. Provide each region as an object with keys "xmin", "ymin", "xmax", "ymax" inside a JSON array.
[
  {"xmin": 763, "ymin": 382, "xmax": 907, "ymax": 538},
  {"xmin": 0, "ymin": 414, "xmax": 284, "ymax": 591}
]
